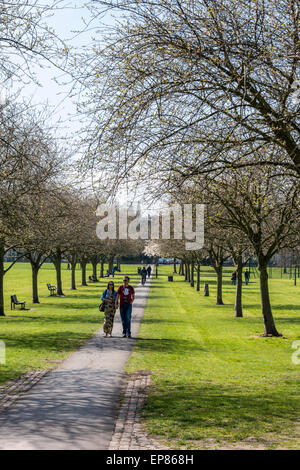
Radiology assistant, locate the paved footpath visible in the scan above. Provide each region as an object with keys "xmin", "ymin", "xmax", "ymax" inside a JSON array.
[{"xmin": 0, "ymin": 273, "xmax": 153, "ymax": 450}]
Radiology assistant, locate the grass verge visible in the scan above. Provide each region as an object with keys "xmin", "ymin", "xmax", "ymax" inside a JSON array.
[{"xmin": 127, "ymin": 265, "xmax": 300, "ymax": 449}]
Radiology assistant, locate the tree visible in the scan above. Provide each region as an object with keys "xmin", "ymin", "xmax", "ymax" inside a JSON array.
[
  {"xmin": 0, "ymin": 0, "xmax": 67, "ymax": 85},
  {"xmin": 196, "ymin": 166, "xmax": 299, "ymax": 336},
  {"xmin": 226, "ymin": 237, "xmax": 252, "ymax": 318},
  {"xmin": 47, "ymin": 191, "xmax": 76, "ymax": 297},
  {"xmin": 204, "ymin": 220, "xmax": 231, "ymax": 306},
  {"xmin": 0, "ymin": 102, "xmax": 60, "ymax": 314},
  {"xmin": 79, "ymin": 0, "xmax": 300, "ymax": 198}
]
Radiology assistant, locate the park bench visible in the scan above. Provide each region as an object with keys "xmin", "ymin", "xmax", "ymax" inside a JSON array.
[
  {"xmin": 89, "ymin": 275, "xmax": 99, "ymax": 282},
  {"xmin": 11, "ymin": 294, "xmax": 26, "ymax": 310},
  {"xmin": 47, "ymin": 283, "xmax": 57, "ymax": 296}
]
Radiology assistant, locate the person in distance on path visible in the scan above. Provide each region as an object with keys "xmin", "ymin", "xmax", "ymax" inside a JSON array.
[{"xmin": 141, "ymin": 267, "xmax": 147, "ymax": 285}]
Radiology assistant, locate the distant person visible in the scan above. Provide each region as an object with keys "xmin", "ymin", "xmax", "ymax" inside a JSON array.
[
  {"xmin": 231, "ymin": 270, "xmax": 237, "ymax": 285},
  {"xmin": 101, "ymin": 281, "xmax": 117, "ymax": 338},
  {"xmin": 141, "ymin": 267, "xmax": 147, "ymax": 285},
  {"xmin": 115, "ymin": 276, "xmax": 135, "ymax": 338},
  {"xmin": 112, "ymin": 265, "xmax": 117, "ymax": 277},
  {"xmin": 244, "ymin": 269, "xmax": 250, "ymax": 285},
  {"xmin": 67, "ymin": 263, "xmax": 70, "ymax": 270},
  {"xmin": 147, "ymin": 265, "xmax": 152, "ymax": 278}
]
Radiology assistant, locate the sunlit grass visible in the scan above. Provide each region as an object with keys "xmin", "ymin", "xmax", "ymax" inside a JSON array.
[
  {"xmin": 127, "ymin": 265, "xmax": 300, "ymax": 449},
  {"xmin": 0, "ymin": 262, "xmax": 141, "ymax": 384}
]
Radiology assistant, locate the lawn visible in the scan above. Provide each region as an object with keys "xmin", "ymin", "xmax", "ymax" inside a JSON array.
[
  {"xmin": 127, "ymin": 265, "xmax": 300, "ymax": 450},
  {"xmin": 0, "ymin": 262, "xmax": 141, "ymax": 384}
]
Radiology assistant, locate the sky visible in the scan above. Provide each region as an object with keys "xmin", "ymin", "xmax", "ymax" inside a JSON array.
[
  {"xmin": 20, "ymin": 2, "xmax": 96, "ymax": 137},
  {"xmin": 6, "ymin": 1, "xmax": 161, "ymax": 212},
  {"xmin": 11, "ymin": 1, "xmax": 116, "ymax": 142}
]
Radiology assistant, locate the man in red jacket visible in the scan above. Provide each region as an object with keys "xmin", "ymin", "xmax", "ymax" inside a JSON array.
[{"xmin": 115, "ymin": 276, "xmax": 135, "ymax": 338}]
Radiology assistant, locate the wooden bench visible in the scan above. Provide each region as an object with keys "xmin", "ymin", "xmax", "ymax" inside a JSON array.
[
  {"xmin": 89, "ymin": 275, "xmax": 99, "ymax": 282},
  {"xmin": 47, "ymin": 283, "xmax": 57, "ymax": 296},
  {"xmin": 11, "ymin": 295, "xmax": 26, "ymax": 310}
]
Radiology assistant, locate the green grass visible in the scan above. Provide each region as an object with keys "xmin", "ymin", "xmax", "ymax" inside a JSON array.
[
  {"xmin": 127, "ymin": 265, "xmax": 300, "ymax": 449},
  {"xmin": 0, "ymin": 262, "xmax": 141, "ymax": 384}
]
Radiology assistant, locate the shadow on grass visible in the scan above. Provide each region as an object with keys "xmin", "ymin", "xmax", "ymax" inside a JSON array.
[
  {"xmin": 134, "ymin": 338, "xmax": 208, "ymax": 354},
  {"xmin": 272, "ymin": 304, "xmax": 300, "ymax": 311},
  {"xmin": 241, "ymin": 304, "xmax": 300, "ymax": 312},
  {"xmin": 142, "ymin": 381, "xmax": 300, "ymax": 442},
  {"xmin": 38, "ymin": 302, "xmax": 99, "ymax": 310},
  {"xmin": 275, "ymin": 317, "xmax": 300, "ymax": 324},
  {"xmin": 48, "ymin": 293, "xmax": 101, "ymax": 300},
  {"xmin": 0, "ymin": 331, "xmax": 97, "ymax": 352},
  {"xmin": 0, "ymin": 309, "xmax": 101, "ymax": 324},
  {"xmin": 141, "ymin": 318, "xmax": 189, "ymax": 324}
]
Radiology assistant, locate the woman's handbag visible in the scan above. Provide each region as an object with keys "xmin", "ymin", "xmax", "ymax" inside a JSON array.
[{"xmin": 99, "ymin": 289, "xmax": 107, "ymax": 312}]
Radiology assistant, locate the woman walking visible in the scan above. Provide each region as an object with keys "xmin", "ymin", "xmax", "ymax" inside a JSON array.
[{"xmin": 101, "ymin": 281, "xmax": 117, "ymax": 337}]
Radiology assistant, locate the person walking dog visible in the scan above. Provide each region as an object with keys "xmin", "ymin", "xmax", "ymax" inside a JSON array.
[{"xmin": 115, "ymin": 276, "xmax": 135, "ymax": 338}]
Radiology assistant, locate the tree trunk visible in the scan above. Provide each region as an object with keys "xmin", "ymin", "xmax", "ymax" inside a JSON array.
[
  {"xmin": 0, "ymin": 242, "xmax": 5, "ymax": 316},
  {"xmin": 190, "ymin": 261, "xmax": 194, "ymax": 287},
  {"xmin": 100, "ymin": 260, "xmax": 104, "ymax": 278},
  {"xmin": 204, "ymin": 283, "xmax": 209, "ymax": 296},
  {"xmin": 179, "ymin": 260, "xmax": 183, "ymax": 275},
  {"xmin": 196, "ymin": 263, "xmax": 200, "ymax": 291},
  {"xmin": 259, "ymin": 262, "xmax": 281, "ymax": 336},
  {"xmin": 235, "ymin": 262, "xmax": 243, "ymax": 317},
  {"xmin": 173, "ymin": 258, "xmax": 177, "ymax": 273},
  {"xmin": 71, "ymin": 262, "xmax": 76, "ymax": 290},
  {"xmin": 117, "ymin": 256, "xmax": 121, "ymax": 270},
  {"xmin": 53, "ymin": 250, "xmax": 64, "ymax": 296},
  {"xmin": 108, "ymin": 256, "xmax": 114, "ymax": 273},
  {"xmin": 92, "ymin": 260, "xmax": 98, "ymax": 281},
  {"xmin": 81, "ymin": 260, "xmax": 88, "ymax": 286},
  {"xmin": 216, "ymin": 267, "xmax": 224, "ymax": 305},
  {"xmin": 31, "ymin": 263, "xmax": 40, "ymax": 303}
]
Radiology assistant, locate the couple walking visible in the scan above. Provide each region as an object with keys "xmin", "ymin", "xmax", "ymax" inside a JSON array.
[{"xmin": 101, "ymin": 276, "xmax": 135, "ymax": 338}]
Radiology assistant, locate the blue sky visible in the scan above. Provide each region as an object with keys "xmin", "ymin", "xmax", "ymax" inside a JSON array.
[
  {"xmin": 8, "ymin": 1, "xmax": 153, "ymax": 208},
  {"xmin": 14, "ymin": 2, "xmax": 114, "ymax": 143}
]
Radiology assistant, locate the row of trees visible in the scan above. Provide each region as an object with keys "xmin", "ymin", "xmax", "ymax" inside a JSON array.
[
  {"xmin": 144, "ymin": 164, "xmax": 299, "ymax": 337},
  {"xmin": 75, "ymin": 0, "xmax": 300, "ymax": 337},
  {"xmin": 79, "ymin": 0, "xmax": 300, "ymax": 186},
  {"xmin": 1, "ymin": 180, "xmax": 140, "ymax": 316},
  {"xmin": 0, "ymin": 1, "xmax": 299, "ymax": 337},
  {"xmin": 0, "ymin": 2, "xmax": 131, "ymax": 316}
]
